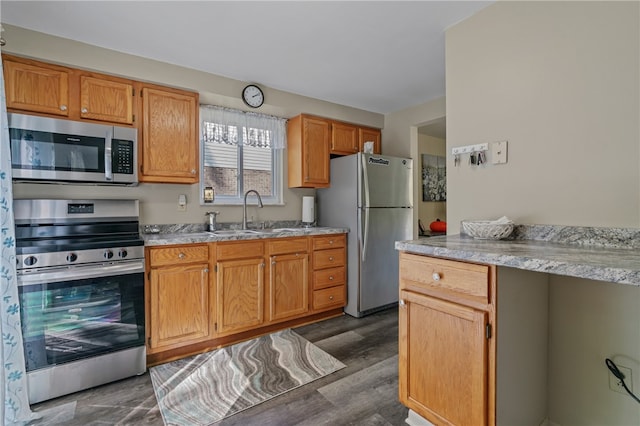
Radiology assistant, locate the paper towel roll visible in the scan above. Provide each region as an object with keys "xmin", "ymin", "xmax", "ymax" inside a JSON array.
[{"xmin": 302, "ymin": 196, "xmax": 315, "ymax": 224}]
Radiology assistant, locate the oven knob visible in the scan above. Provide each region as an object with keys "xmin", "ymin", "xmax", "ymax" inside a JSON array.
[
  {"xmin": 24, "ymin": 256, "xmax": 38, "ymax": 266},
  {"xmin": 104, "ymin": 250, "xmax": 114, "ymax": 260},
  {"xmin": 66, "ymin": 253, "xmax": 78, "ymax": 263},
  {"xmin": 118, "ymin": 249, "xmax": 128, "ymax": 258}
]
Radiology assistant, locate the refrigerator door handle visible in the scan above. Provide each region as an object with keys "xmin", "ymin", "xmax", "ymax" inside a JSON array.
[
  {"xmin": 361, "ymin": 207, "xmax": 370, "ymax": 262},
  {"xmin": 361, "ymin": 154, "xmax": 370, "ymax": 262}
]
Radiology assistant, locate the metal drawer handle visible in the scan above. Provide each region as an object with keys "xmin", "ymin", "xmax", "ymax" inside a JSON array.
[
  {"xmin": 81, "ymin": 107, "xmax": 88, "ymax": 114},
  {"xmin": 203, "ymin": 268, "xmax": 209, "ymax": 273},
  {"xmin": 329, "ymin": 256, "xmax": 334, "ymax": 261},
  {"xmin": 329, "ymin": 276, "xmax": 334, "ymax": 280},
  {"xmin": 329, "ymin": 295, "xmax": 334, "ymax": 300},
  {"xmin": 432, "ymin": 273, "xmax": 441, "ymax": 281},
  {"xmin": 178, "ymin": 253, "xmax": 186, "ymax": 259},
  {"xmin": 329, "ymin": 240, "xmax": 334, "ymax": 244},
  {"xmin": 399, "ymin": 299, "xmax": 406, "ymax": 306},
  {"xmin": 60, "ymin": 105, "xmax": 68, "ymax": 111}
]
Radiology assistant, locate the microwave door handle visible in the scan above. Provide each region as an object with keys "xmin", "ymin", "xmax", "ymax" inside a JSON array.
[{"xmin": 105, "ymin": 128, "xmax": 113, "ymax": 180}]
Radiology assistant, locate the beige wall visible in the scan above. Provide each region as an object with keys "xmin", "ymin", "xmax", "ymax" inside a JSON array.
[
  {"xmin": 2, "ymin": 24, "xmax": 384, "ymax": 226},
  {"xmin": 445, "ymin": 1, "xmax": 639, "ymax": 232},
  {"xmin": 383, "ymin": 97, "xmax": 446, "ymax": 238},
  {"xmin": 417, "ymin": 134, "xmax": 446, "ymax": 229},
  {"xmin": 446, "ymin": 2, "xmax": 640, "ymax": 425}
]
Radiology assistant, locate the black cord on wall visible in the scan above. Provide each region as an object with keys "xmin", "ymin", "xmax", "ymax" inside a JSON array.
[{"xmin": 605, "ymin": 358, "xmax": 640, "ymax": 404}]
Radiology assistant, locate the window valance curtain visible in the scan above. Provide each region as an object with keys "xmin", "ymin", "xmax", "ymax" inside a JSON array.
[{"xmin": 200, "ymin": 105, "xmax": 287, "ymax": 149}]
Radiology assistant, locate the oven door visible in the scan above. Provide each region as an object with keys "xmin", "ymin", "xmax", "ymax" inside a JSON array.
[{"xmin": 17, "ymin": 261, "xmax": 145, "ymax": 372}]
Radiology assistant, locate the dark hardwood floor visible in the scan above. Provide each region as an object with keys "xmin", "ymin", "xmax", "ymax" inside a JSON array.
[{"xmin": 28, "ymin": 307, "xmax": 407, "ymax": 426}]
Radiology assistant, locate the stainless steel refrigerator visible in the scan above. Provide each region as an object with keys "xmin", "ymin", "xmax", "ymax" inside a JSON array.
[{"xmin": 317, "ymin": 153, "xmax": 413, "ymax": 317}]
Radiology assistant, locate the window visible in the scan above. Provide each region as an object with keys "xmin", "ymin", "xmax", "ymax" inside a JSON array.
[{"xmin": 200, "ymin": 106, "xmax": 286, "ymax": 205}]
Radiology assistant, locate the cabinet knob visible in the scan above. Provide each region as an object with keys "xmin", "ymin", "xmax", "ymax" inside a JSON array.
[
  {"xmin": 272, "ymin": 261, "xmax": 276, "ymax": 265},
  {"xmin": 399, "ymin": 299, "xmax": 406, "ymax": 306},
  {"xmin": 60, "ymin": 105, "xmax": 68, "ymax": 111},
  {"xmin": 191, "ymin": 169, "xmax": 196, "ymax": 174},
  {"xmin": 81, "ymin": 107, "xmax": 88, "ymax": 114},
  {"xmin": 178, "ymin": 253, "xmax": 186, "ymax": 259},
  {"xmin": 329, "ymin": 295, "xmax": 334, "ymax": 300},
  {"xmin": 432, "ymin": 272, "xmax": 441, "ymax": 281},
  {"xmin": 203, "ymin": 268, "xmax": 209, "ymax": 273},
  {"xmin": 329, "ymin": 275, "xmax": 334, "ymax": 280},
  {"xmin": 329, "ymin": 240, "xmax": 334, "ymax": 244}
]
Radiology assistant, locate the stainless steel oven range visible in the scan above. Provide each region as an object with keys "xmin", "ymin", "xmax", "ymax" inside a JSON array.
[{"xmin": 14, "ymin": 199, "xmax": 146, "ymax": 404}]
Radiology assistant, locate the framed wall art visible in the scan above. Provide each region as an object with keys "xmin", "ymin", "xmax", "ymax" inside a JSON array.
[{"xmin": 422, "ymin": 154, "xmax": 446, "ymax": 202}]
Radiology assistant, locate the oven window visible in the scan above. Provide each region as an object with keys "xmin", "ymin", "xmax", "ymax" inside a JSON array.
[{"xmin": 18, "ymin": 273, "xmax": 144, "ymax": 372}]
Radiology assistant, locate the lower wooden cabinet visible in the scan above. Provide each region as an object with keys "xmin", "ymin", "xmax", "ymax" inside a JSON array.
[
  {"xmin": 216, "ymin": 240, "xmax": 266, "ymax": 336},
  {"xmin": 398, "ymin": 252, "xmax": 496, "ymax": 426},
  {"xmin": 146, "ymin": 233, "xmax": 346, "ymax": 365},
  {"xmin": 146, "ymin": 244, "xmax": 212, "ymax": 353},
  {"xmin": 268, "ymin": 238, "xmax": 309, "ymax": 322},
  {"xmin": 311, "ymin": 234, "xmax": 346, "ymax": 312}
]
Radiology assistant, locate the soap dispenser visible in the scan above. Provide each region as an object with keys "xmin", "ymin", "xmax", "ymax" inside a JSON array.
[{"xmin": 205, "ymin": 211, "xmax": 220, "ymax": 232}]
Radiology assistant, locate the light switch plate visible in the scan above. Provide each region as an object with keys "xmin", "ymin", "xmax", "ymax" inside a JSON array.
[{"xmin": 492, "ymin": 141, "xmax": 508, "ymax": 164}]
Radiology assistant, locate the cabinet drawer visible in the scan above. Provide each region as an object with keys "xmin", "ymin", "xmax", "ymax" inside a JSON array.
[
  {"xmin": 313, "ymin": 247, "xmax": 345, "ymax": 270},
  {"xmin": 149, "ymin": 244, "xmax": 209, "ymax": 267},
  {"xmin": 313, "ymin": 266, "xmax": 346, "ymax": 290},
  {"xmin": 217, "ymin": 240, "xmax": 264, "ymax": 260},
  {"xmin": 268, "ymin": 237, "xmax": 308, "ymax": 255},
  {"xmin": 399, "ymin": 252, "xmax": 490, "ymax": 304},
  {"xmin": 313, "ymin": 285, "xmax": 345, "ymax": 311},
  {"xmin": 312, "ymin": 234, "xmax": 346, "ymax": 250}
]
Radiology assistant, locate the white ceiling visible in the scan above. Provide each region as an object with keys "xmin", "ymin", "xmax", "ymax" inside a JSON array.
[{"xmin": 0, "ymin": 1, "xmax": 492, "ymax": 115}]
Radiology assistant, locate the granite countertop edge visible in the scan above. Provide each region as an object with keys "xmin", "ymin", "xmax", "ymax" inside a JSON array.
[
  {"xmin": 396, "ymin": 227, "xmax": 640, "ymax": 287},
  {"xmin": 143, "ymin": 227, "xmax": 348, "ymax": 246}
]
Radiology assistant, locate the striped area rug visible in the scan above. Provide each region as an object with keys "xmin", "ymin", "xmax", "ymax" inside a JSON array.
[{"xmin": 150, "ymin": 329, "xmax": 346, "ymax": 425}]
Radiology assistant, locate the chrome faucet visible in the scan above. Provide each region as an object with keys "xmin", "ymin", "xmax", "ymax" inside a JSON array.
[{"xmin": 242, "ymin": 190, "xmax": 263, "ymax": 230}]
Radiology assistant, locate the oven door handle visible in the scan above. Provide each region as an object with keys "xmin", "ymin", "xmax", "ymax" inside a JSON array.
[{"xmin": 17, "ymin": 261, "xmax": 145, "ymax": 286}]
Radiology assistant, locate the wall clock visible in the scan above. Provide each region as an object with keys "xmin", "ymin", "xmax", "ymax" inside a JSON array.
[{"xmin": 242, "ymin": 84, "xmax": 264, "ymax": 108}]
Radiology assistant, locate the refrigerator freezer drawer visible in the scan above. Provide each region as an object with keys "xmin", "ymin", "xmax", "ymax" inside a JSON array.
[{"xmin": 313, "ymin": 266, "xmax": 346, "ymax": 289}]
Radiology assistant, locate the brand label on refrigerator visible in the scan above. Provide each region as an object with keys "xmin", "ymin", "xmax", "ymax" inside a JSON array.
[{"xmin": 368, "ymin": 157, "xmax": 390, "ymax": 166}]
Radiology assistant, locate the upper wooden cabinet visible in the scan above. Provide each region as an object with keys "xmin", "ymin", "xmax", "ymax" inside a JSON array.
[
  {"xmin": 139, "ymin": 84, "xmax": 199, "ymax": 184},
  {"xmin": 359, "ymin": 127, "xmax": 382, "ymax": 154},
  {"xmin": 287, "ymin": 114, "xmax": 331, "ymax": 188},
  {"xmin": 330, "ymin": 121, "xmax": 358, "ymax": 155},
  {"xmin": 3, "ymin": 57, "xmax": 70, "ymax": 117},
  {"xmin": 3, "ymin": 54, "xmax": 135, "ymax": 124},
  {"xmin": 79, "ymin": 75, "xmax": 133, "ymax": 124}
]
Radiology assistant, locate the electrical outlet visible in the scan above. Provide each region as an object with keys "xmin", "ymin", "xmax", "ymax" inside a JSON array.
[{"xmin": 609, "ymin": 364, "xmax": 633, "ymax": 395}]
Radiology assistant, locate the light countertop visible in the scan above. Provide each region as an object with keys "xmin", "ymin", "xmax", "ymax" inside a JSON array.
[
  {"xmin": 396, "ymin": 224, "xmax": 640, "ymax": 286},
  {"xmin": 143, "ymin": 226, "xmax": 348, "ymax": 247}
]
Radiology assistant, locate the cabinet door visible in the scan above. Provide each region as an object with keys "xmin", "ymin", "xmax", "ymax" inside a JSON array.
[
  {"xmin": 331, "ymin": 122, "xmax": 358, "ymax": 155},
  {"xmin": 80, "ymin": 75, "xmax": 134, "ymax": 124},
  {"xmin": 399, "ymin": 290, "xmax": 488, "ymax": 426},
  {"xmin": 302, "ymin": 116, "xmax": 331, "ymax": 186},
  {"xmin": 149, "ymin": 263, "xmax": 210, "ymax": 350},
  {"xmin": 217, "ymin": 258, "xmax": 265, "ymax": 335},
  {"xmin": 268, "ymin": 253, "xmax": 309, "ymax": 322},
  {"xmin": 140, "ymin": 86, "xmax": 199, "ymax": 183},
  {"xmin": 3, "ymin": 58, "xmax": 69, "ymax": 116},
  {"xmin": 359, "ymin": 127, "xmax": 381, "ymax": 154}
]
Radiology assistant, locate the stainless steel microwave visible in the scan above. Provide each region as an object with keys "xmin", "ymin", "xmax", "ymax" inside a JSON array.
[{"xmin": 8, "ymin": 113, "xmax": 138, "ymax": 186}]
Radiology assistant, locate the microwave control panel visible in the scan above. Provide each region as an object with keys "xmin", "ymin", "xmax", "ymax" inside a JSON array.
[{"xmin": 113, "ymin": 140, "xmax": 134, "ymax": 174}]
